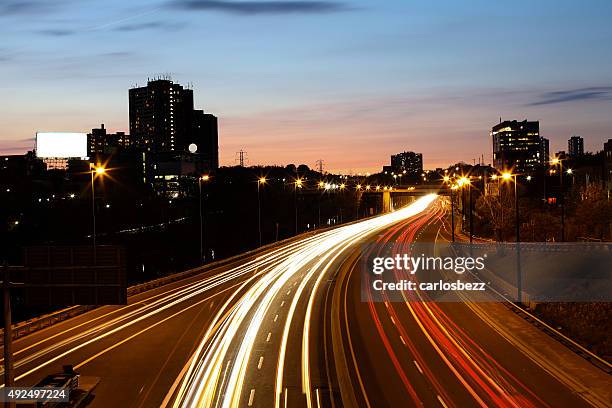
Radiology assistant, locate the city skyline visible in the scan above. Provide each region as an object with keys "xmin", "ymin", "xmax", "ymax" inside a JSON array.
[{"xmin": 2, "ymin": 0, "xmax": 612, "ymax": 172}]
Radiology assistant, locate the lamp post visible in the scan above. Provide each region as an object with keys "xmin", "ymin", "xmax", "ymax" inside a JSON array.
[
  {"xmin": 199, "ymin": 175, "xmax": 210, "ymax": 263},
  {"xmin": 503, "ymin": 172, "xmax": 522, "ymax": 303},
  {"xmin": 90, "ymin": 164, "xmax": 106, "ymax": 248},
  {"xmin": 450, "ymin": 185, "xmax": 457, "ymax": 242},
  {"xmin": 552, "ymin": 157, "xmax": 565, "ymax": 241},
  {"xmin": 443, "ymin": 176, "xmax": 456, "ymax": 242},
  {"xmin": 258, "ymin": 177, "xmax": 266, "ymax": 246},
  {"xmin": 294, "ymin": 178, "xmax": 302, "ymax": 235},
  {"xmin": 459, "ymin": 177, "xmax": 472, "ymax": 242}
]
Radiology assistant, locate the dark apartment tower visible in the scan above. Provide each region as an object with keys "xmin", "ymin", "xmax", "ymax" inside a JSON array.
[
  {"xmin": 129, "ymin": 79, "xmax": 194, "ymax": 153},
  {"xmin": 540, "ymin": 137, "xmax": 550, "ymax": 164},
  {"xmin": 191, "ymin": 110, "xmax": 219, "ymax": 170},
  {"xmin": 491, "ymin": 120, "xmax": 544, "ymax": 173},
  {"xmin": 568, "ymin": 135, "xmax": 584, "ymax": 157},
  {"xmin": 390, "ymin": 151, "xmax": 423, "ymax": 177},
  {"xmin": 87, "ymin": 124, "xmax": 130, "ymax": 156}
]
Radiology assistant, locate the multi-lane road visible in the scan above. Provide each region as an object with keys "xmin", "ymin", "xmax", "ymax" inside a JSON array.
[{"xmin": 2, "ymin": 195, "xmax": 610, "ymax": 407}]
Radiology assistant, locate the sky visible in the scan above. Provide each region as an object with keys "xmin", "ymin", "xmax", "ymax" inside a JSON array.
[{"xmin": 1, "ymin": 0, "xmax": 612, "ymax": 173}]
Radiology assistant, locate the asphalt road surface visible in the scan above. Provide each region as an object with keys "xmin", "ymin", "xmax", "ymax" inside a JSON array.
[{"xmin": 2, "ymin": 195, "xmax": 610, "ymax": 408}]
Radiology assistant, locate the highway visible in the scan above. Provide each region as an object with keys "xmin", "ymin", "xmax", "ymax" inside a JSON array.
[{"xmin": 2, "ymin": 194, "xmax": 610, "ymax": 407}]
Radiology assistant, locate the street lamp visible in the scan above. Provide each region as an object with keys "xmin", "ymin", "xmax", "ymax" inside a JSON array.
[
  {"xmin": 199, "ymin": 175, "xmax": 210, "ymax": 263},
  {"xmin": 551, "ymin": 157, "xmax": 565, "ymax": 241},
  {"xmin": 502, "ymin": 171, "xmax": 522, "ymax": 303},
  {"xmin": 457, "ymin": 176, "xmax": 473, "ymax": 243},
  {"xmin": 90, "ymin": 164, "xmax": 106, "ymax": 248},
  {"xmin": 257, "ymin": 177, "xmax": 266, "ymax": 246},
  {"xmin": 294, "ymin": 178, "xmax": 303, "ymax": 235},
  {"xmin": 450, "ymin": 184, "xmax": 458, "ymax": 242}
]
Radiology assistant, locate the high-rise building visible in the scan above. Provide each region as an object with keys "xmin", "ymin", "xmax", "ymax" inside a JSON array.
[
  {"xmin": 129, "ymin": 78, "xmax": 194, "ymax": 154},
  {"xmin": 540, "ymin": 137, "xmax": 550, "ymax": 164},
  {"xmin": 191, "ymin": 110, "xmax": 219, "ymax": 170},
  {"xmin": 568, "ymin": 135, "xmax": 584, "ymax": 157},
  {"xmin": 491, "ymin": 120, "xmax": 545, "ymax": 173},
  {"xmin": 389, "ymin": 151, "xmax": 423, "ymax": 177},
  {"xmin": 87, "ymin": 124, "xmax": 131, "ymax": 156}
]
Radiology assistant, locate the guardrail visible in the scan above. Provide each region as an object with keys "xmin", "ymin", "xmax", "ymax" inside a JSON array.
[{"xmin": 0, "ymin": 229, "xmax": 325, "ymax": 345}]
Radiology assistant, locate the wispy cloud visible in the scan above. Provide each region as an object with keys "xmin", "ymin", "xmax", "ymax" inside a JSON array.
[
  {"xmin": 114, "ymin": 21, "xmax": 182, "ymax": 32},
  {"xmin": 0, "ymin": 0, "xmax": 65, "ymax": 17},
  {"xmin": 38, "ymin": 28, "xmax": 77, "ymax": 36},
  {"xmin": 529, "ymin": 87, "xmax": 612, "ymax": 106},
  {"xmin": 167, "ymin": 0, "xmax": 349, "ymax": 15}
]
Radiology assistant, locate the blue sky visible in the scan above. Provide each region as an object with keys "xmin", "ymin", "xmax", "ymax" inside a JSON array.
[{"xmin": 1, "ymin": 0, "xmax": 611, "ymax": 172}]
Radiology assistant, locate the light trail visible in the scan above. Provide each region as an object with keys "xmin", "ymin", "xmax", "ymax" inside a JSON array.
[{"xmin": 166, "ymin": 194, "xmax": 437, "ymax": 408}]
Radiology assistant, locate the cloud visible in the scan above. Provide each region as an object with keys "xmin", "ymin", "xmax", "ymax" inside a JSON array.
[
  {"xmin": 38, "ymin": 29, "xmax": 76, "ymax": 36},
  {"xmin": 114, "ymin": 21, "xmax": 182, "ymax": 32},
  {"xmin": 0, "ymin": 0, "xmax": 63, "ymax": 17},
  {"xmin": 529, "ymin": 87, "xmax": 612, "ymax": 106},
  {"xmin": 167, "ymin": 0, "xmax": 348, "ymax": 15}
]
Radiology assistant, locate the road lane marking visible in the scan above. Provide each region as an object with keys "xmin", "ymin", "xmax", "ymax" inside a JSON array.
[
  {"xmin": 284, "ymin": 388, "xmax": 288, "ymax": 408},
  {"xmin": 257, "ymin": 356, "xmax": 264, "ymax": 370},
  {"xmin": 399, "ymin": 335, "xmax": 406, "ymax": 346},
  {"xmin": 266, "ymin": 332, "xmax": 272, "ymax": 342},
  {"xmin": 280, "ymin": 301, "xmax": 285, "ymax": 307},
  {"xmin": 274, "ymin": 314, "xmax": 279, "ymax": 322},
  {"xmin": 315, "ymin": 388, "xmax": 321, "ymax": 408},
  {"xmin": 390, "ymin": 316, "xmax": 396, "ymax": 326},
  {"xmin": 248, "ymin": 389, "xmax": 255, "ymax": 406},
  {"xmin": 413, "ymin": 360, "xmax": 424, "ymax": 374},
  {"xmin": 437, "ymin": 395, "xmax": 449, "ymax": 408}
]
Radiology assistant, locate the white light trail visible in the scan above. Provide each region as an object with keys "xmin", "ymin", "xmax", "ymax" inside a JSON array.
[{"xmin": 167, "ymin": 194, "xmax": 437, "ymax": 408}]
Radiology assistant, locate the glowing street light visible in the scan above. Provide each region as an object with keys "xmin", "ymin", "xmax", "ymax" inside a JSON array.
[
  {"xmin": 501, "ymin": 171, "xmax": 522, "ymax": 302},
  {"xmin": 199, "ymin": 174, "xmax": 211, "ymax": 263},
  {"xmin": 90, "ymin": 163, "xmax": 107, "ymax": 248},
  {"xmin": 294, "ymin": 178, "xmax": 303, "ymax": 235},
  {"xmin": 257, "ymin": 177, "xmax": 267, "ymax": 246}
]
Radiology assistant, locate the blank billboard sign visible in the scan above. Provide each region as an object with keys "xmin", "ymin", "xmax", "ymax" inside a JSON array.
[{"xmin": 36, "ymin": 132, "xmax": 87, "ymax": 158}]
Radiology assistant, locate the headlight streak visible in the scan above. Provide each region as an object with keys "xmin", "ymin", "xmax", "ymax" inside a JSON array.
[
  {"xmin": 169, "ymin": 194, "xmax": 437, "ymax": 408},
  {"xmin": 3, "ymin": 230, "xmax": 330, "ymax": 386}
]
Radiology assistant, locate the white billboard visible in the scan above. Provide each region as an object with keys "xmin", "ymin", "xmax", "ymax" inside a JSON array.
[{"xmin": 36, "ymin": 132, "xmax": 87, "ymax": 158}]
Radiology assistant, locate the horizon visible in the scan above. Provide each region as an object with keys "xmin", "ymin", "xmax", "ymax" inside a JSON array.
[{"xmin": 1, "ymin": 0, "xmax": 612, "ymax": 172}]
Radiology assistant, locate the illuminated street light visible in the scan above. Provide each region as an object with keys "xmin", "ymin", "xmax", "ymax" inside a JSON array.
[
  {"xmin": 356, "ymin": 184, "xmax": 362, "ymax": 190},
  {"xmin": 526, "ymin": 175, "xmax": 532, "ymax": 181},
  {"xmin": 318, "ymin": 181, "xmax": 325, "ymax": 188},
  {"xmin": 365, "ymin": 185, "xmax": 371, "ymax": 191},
  {"xmin": 199, "ymin": 174, "xmax": 211, "ymax": 263},
  {"xmin": 257, "ymin": 177, "xmax": 266, "ymax": 247},
  {"xmin": 443, "ymin": 175, "xmax": 450, "ymax": 183},
  {"xmin": 294, "ymin": 178, "xmax": 303, "ymax": 235},
  {"xmin": 90, "ymin": 163, "xmax": 107, "ymax": 248},
  {"xmin": 566, "ymin": 168, "xmax": 573, "ymax": 175},
  {"xmin": 491, "ymin": 174, "xmax": 498, "ymax": 180},
  {"xmin": 500, "ymin": 171, "xmax": 522, "ymax": 302}
]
